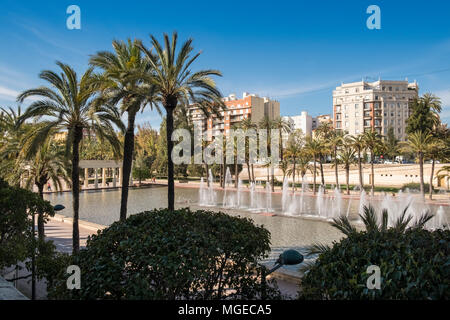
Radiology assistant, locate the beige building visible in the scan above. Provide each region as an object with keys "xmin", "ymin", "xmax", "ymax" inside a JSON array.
[
  {"xmin": 332, "ymin": 79, "xmax": 419, "ymax": 140},
  {"xmin": 188, "ymin": 92, "xmax": 280, "ymax": 138}
]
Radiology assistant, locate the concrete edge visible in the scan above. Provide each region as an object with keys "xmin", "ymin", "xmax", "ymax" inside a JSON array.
[{"xmin": 50, "ymin": 213, "xmax": 107, "ymax": 232}]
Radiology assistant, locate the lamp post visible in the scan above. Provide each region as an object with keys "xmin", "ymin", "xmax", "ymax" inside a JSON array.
[{"xmin": 261, "ymin": 249, "xmax": 304, "ymax": 300}]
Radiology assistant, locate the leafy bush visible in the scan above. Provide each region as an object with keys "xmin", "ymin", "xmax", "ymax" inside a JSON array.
[
  {"xmin": 299, "ymin": 205, "xmax": 449, "ymax": 300},
  {"xmin": 401, "ymin": 182, "xmax": 431, "ymax": 193},
  {"xmin": 47, "ymin": 208, "xmax": 280, "ymax": 300},
  {"xmin": 0, "ymin": 179, "xmax": 59, "ymax": 284}
]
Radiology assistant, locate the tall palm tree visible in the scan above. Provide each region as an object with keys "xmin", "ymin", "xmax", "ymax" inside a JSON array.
[
  {"xmin": 329, "ymin": 130, "xmax": 344, "ymax": 188},
  {"xmin": 349, "ymin": 134, "xmax": 366, "ymax": 190},
  {"xmin": 90, "ymin": 39, "xmax": 150, "ymax": 221},
  {"xmin": 304, "ymin": 136, "xmax": 323, "ymax": 194},
  {"xmin": 339, "ymin": 138, "xmax": 356, "ymax": 195},
  {"xmin": 400, "ymin": 131, "xmax": 435, "ymax": 196},
  {"xmin": 427, "ymin": 123, "xmax": 449, "ymax": 199},
  {"xmin": 259, "ymin": 116, "xmax": 275, "ymax": 191},
  {"xmin": 272, "ymin": 116, "xmax": 292, "ymax": 161},
  {"xmin": 363, "ymin": 130, "xmax": 383, "ymax": 195},
  {"xmin": 235, "ymin": 117, "xmax": 257, "ymax": 185},
  {"xmin": 12, "ymin": 134, "xmax": 69, "ymax": 239},
  {"xmin": 315, "ymin": 122, "xmax": 334, "ymax": 187},
  {"xmin": 285, "ymin": 138, "xmax": 302, "ymax": 191},
  {"xmin": 137, "ymin": 32, "xmax": 223, "ymax": 211},
  {"xmin": 17, "ymin": 62, "xmax": 123, "ymax": 253}
]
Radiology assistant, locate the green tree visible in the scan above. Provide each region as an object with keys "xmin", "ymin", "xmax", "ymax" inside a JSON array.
[
  {"xmin": 272, "ymin": 116, "xmax": 292, "ymax": 161},
  {"xmin": 384, "ymin": 126, "xmax": 399, "ymax": 161},
  {"xmin": 90, "ymin": 39, "xmax": 150, "ymax": 221},
  {"xmin": 339, "ymin": 138, "xmax": 356, "ymax": 195},
  {"xmin": 363, "ymin": 130, "xmax": 384, "ymax": 195},
  {"xmin": 406, "ymin": 93, "xmax": 442, "ymax": 134},
  {"xmin": 17, "ymin": 62, "xmax": 123, "ymax": 253},
  {"xmin": 304, "ymin": 136, "xmax": 323, "ymax": 194},
  {"xmin": 349, "ymin": 134, "xmax": 366, "ymax": 190},
  {"xmin": 138, "ymin": 32, "xmax": 223, "ymax": 211},
  {"xmin": 400, "ymin": 131, "xmax": 436, "ymax": 196}
]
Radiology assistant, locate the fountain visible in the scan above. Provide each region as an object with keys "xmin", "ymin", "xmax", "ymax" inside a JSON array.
[{"xmin": 265, "ymin": 181, "xmax": 272, "ymax": 212}]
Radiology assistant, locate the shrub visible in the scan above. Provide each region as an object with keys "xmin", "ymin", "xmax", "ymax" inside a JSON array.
[
  {"xmin": 401, "ymin": 182, "xmax": 431, "ymax": 193},
  {"xmin": 47, "ymin": 208, "xmax": 280, "ymax": 300},
  {"xmin": 299, "ymin": 205, "xmax": 449, "ymax": 300}
]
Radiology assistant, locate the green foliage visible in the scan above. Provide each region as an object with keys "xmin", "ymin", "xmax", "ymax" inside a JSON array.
[
  {"xmin": 47, "ymin": 208, "xmax": 280, "ymax": 300},
  {"xmin": 401, "ymin": 182, "xmax": 431, "ymax": 193},
  {"xmin": 299, "ymin": 205, "xmax": 449, "ymax": 300},
  {"xmin": 0, "ymin": 179, "xmax": 59, "ymax": 282}
]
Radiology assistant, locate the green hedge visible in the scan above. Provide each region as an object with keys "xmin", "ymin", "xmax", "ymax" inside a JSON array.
[
  {"xmin": 299, "ymin": 206, "xmax": 449, "ymax": 300},
  {"xmin": 47, "ymin": 208, "xmax": 281, "ymax": 300}
]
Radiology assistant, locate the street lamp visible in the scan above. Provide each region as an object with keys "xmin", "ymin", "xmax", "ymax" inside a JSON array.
[{"xmin": 261, "ymin": 249, "xmax": 304, "ymax": 299}]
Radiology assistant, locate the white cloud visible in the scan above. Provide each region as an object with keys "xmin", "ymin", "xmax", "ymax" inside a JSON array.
[{"xmin": 0, "ymin": 85, "xmax": 19, "ymax": 101}]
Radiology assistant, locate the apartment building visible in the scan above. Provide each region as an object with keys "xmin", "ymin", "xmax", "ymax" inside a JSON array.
[
  {"xmin": 188, "ymin": 92, "xmax": 280, "ymax": 138},
  {"xmin": 332, "ymin": 79, "xmax": 419, "ymax": 140},
  {"xmin": 282, "ymin": 111, "xmax": 312, "ymax": 137}
]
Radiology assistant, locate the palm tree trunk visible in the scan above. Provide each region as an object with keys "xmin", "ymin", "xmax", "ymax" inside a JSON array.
[
  {"xmin": 313, "ymin": 156, "xmax": 317, "ymax": 195},
  {"xmin": 72, "ymin": 126, "xmax": 82, "ymax": 253},
  {"xmin": 419, "ymin": 152, "xmax": 424, "ymax": 196},
  {"xmin": 251, "ymin": 164, "xmax": 255, "ymax": 184},
  {"xmin": 246, "ymin": 160, "xmax": 251, "ymax": 188},
  {"xmin": 334, "ymin": 148, "xmax": 339, "ymax": 187},
  {"xmin": 271, "ymin": 165, "xmax": 275, "ymax": 192},
  {"xmin": 292, "ymin": 161, "xmax": 296, "ymax": 192},
  {"xmin": 319, "ymin": 155, "xmax": 325, "ymax": 187},
  {"xmin": 346, "ymin": 167, "xmax": 350, "ymax": 195},
  {"xmin": 371, "ymin": 154, "xmax": 375, "ymax": 196},
  {"xmin": 119, "ymin": 110, "xmax": 136, "ymax": 220},
  {"xmin": 234, "ymin": 154, "xmax": 238, "ymax": 188},
  {"xmin": 166, "ymin": 107, "xmax": 175, "ymax": 211},
  {"xmin": 279, "ymin": 131, "xmax": 283, "ymax": 161},
  {"xmin": 37, "ymin": 183, "xmax": 45, "ymax": 240},
  {"xmin": 358, "ymin": 149, "xmax": 363, "ymax": 190},
  {"xmin": 429, "ymin": 158, "xmax": 435, "ymax": 200}
]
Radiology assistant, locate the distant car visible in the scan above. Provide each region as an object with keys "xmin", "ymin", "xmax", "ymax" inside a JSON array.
[
  {"xmin": 426, "ymin": 160, "xmax": 440, "ymax": 164},
  {"xmin": 384, "ymin": 160, "xmax": 393, "ymax": 164}
]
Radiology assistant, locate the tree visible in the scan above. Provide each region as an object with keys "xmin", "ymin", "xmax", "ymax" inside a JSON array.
[
  {"xmin": 363, "ymin": 130, "xmax": 383, "ymax": 195},
  {"xmin": 406, "ymin": 93, "xmax": 442, "ymax": 135},
  {"xmin": 349, "ymin": 134, "xmax": 366, "ymax": 190},
  {"xmin": 284, "ymin": 129, "xmax": 304, "ymax": 191},
  {"xmin": 17, "ymin": 62, "xmax": 123, "ymax": 253},
  {"xmin": 13, "ymin": 133, "xmax": 69, "ymax": 239},
  {"xmin": 315, "ymin": 122, "xmax": 334, "ymax": 187},
  {"xmin": 304, "ymin": 136, "xmax": 323, "ymax": 194},
  {"xmin": 259, "ymin": 116, "xmax": 275, "ymax": 191},
  {"xmin": 427, "ymin": 123, "xmax": 449, "ymax": 199},
  {"xmin": 272, "ymin": 116, "xmax": 292, "ymax": 161},
  {"xmin": 235, "ymin": 118, "xmax": 257, "ymax": 185},
  {"xmin": 339, "ymin": 138, "xmax": 356, "ymax": 195},
  {"xmin": 400, "ymin": 131, "xmax": 436, "ymax": 196},
  {"xmin": 328, "ymin": 130, "xmax": 344, "ymax": 188},
  {"xmin": 90, "ymin": 39, "xmax": 150, "ymax": 221},
  {"xmin": 384, "ymin": 126, "xmax": 399, "ymax": 161},
  {"xmin": 138, "ymin": 32, "xmax": 223, "ymax": 211}
]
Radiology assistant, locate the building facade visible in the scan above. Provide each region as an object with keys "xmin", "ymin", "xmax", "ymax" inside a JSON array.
[
  {"xmin": 188, "ymin": 92, "xmax": 280, "ymax": 138},
  {"xmin": 282, "ymin": 111, "xmax": 312, "ymax": 139},
  {"xmin": 332, "ymin": 79, "xmax": 419, "ymax": 140}
]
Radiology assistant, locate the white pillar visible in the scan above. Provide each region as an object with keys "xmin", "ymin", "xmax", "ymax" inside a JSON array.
[
  {"xmin": 118, "ymin": 167, "xmax": 122, "ymax": 186},
  {"xmin": 113, "ymin": 168, "xmax": 117, "ymax": 187},
  {"xmin": 84, "ymin": 168, "xmax": 89, "ymax": 188},
  {"xmin": 94, "ymin": 168, "xmax": 98, "ymax": 189},
  {"xmin": 102, "ymin": 168, "xmax": 107, "ymax": 187}
]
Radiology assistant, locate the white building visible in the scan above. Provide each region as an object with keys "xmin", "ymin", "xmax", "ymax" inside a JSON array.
[{"xmin": 333, "ymin": 79, "xmax": 419, "ymax": 140}]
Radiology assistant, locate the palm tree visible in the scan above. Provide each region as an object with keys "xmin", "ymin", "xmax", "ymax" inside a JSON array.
[
  {"xmin": 235, "ymin": 118, "xmax": 257, "ymax": 185},
  {"xmin": 17, "ymin": 62, "xmax": 123, "ymax": 253},
  {"xmin": 285, "ymin": 141, "xmax": 301, "ymax": 191},
  {"xmin": 272, "ymin": 116, "xmax": 292, "ymax": 161},
  {"xmin": 400, "ymin": 131, "xmax": 435, "ymax": 196},
  {"xmin": 315, "ymin": 122, "xmax": 334, "ymax": 187},
  {"xmin": 304, "ymin": 136, "xmax": 323, "ymax": 194},
  {"xmin": 90, "ymin": 39, "xmax": 150, "ymax": 221},
  {"xmin": 137, "ymin": 32, "xmax": 223, "ymax": 211},
  {"xmin": 363, "ymin": 130, "xmax": 383, "ymax": 196},
  {"xmin": 295, "ymin": 151, "xmax": 315, "ymax": 188},
  {"xmin": 427, "ymin": 123, "xmax": 449, "ymax": 199},
  {"xmin": 349, "ymin": 134, "xmax": 366, "ymax": 190},
  {"xmin": 339, "ymin": 138, "xmax": 356, "ymax": 195},
  {"xmin": 329, "ymin": 130, "xmax": 344, "ymax": 188},
  {"xmin": 259, "ymin": 116, "xmax": 275, "ymax": 191},
  {"xmin": 14, "ymin": 134, "xmax": 69, "ymax": 239}
]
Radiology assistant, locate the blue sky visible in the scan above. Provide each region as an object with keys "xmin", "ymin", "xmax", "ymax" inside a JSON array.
[{"xmin": 1, "ymin": 0, "xmax": 450, "ymax": 127}]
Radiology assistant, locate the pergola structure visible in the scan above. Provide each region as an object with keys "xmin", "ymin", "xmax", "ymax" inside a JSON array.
[{"xmin": 79, "ymin": 160, "xmax": 130, "ymax": 189}]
